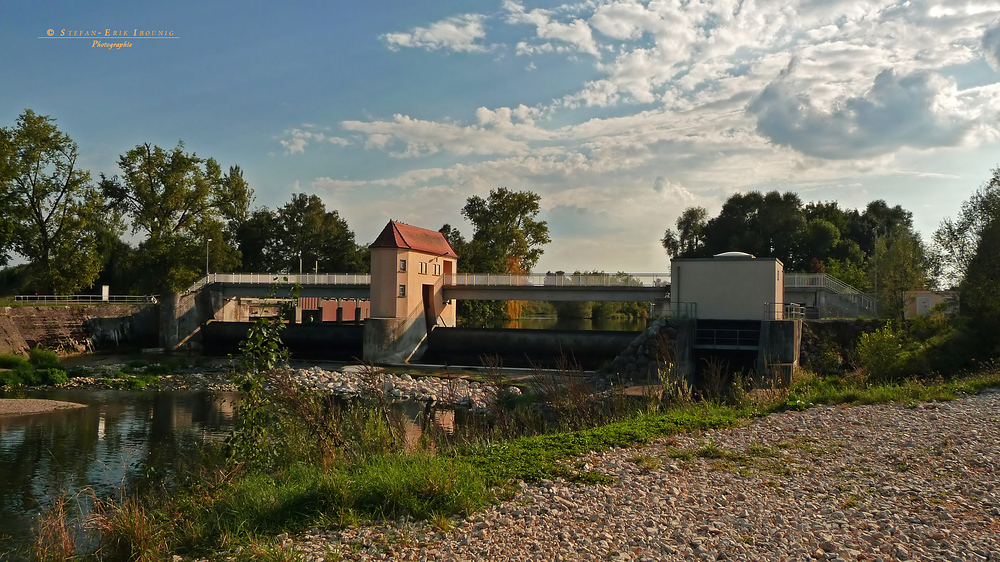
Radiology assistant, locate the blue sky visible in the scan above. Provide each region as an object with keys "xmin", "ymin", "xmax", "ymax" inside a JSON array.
[{"xmin": 4, "ymin": 0, "xmax": 1000, "ymax": 273}]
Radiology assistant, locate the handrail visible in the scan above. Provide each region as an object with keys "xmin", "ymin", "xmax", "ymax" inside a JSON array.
[
  {"xmin": 784, "ymin": 273, "xmax": 861, "ymax": 295},
  {"xmin": 13, "ymin": 294, "xmax": 158, "ymax": 304},
  {"xmin": 185, "ymin": 273, "xmax": 372, "ymax": 294},
  {"xmin": 444, "ymin": 273, "xmax": 670, "ymax": 288},
  {"xmin": 765, "ymin": 302, "xmax": 806, "ymax": 320}
]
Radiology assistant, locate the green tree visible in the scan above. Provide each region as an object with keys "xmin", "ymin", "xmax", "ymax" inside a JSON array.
[
  {"xmin": 962, "ymin": 217, "xmax": 1000, "ymax": 343},
  {"xmin": 275, "ymin": 194, "xmax": 366, "ymax": 273},
  {"xmin": 933, "ymin": 167, "xmax": 1000, "ymax": 288},
  {"xmin": 100, "ymin": 142, "xmax": 250, "ymax": 293},
  {"xmin": 873, "ymin": 226, "xmax": 932, "ymax": 320},
  {"xmin": 0, "ymin": 110, "xmax": 108, "ymax": 293},
  {"xmin": 452, "ymin": 188, "xmax": 550, "ymax": 325},
  {"xmin": 461, "ymin": 188, "xmax": 550, "ymax": 274},
  {"xmin": 661, "ymin": 207, "xmax": 708, "ymax": 257},
  {"xmin": 235, "ymin": 207, "xmax": 282, "ymax": 272}
]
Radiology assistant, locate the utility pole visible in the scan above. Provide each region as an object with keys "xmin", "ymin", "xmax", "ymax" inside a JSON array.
[{"xmin": 206, "ymin": 238, "xmax": 212, "ymax": 278}]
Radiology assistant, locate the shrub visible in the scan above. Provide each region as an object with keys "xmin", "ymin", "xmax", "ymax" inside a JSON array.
[
  {"xmin": 0, "ymin": 352, "xmax": 29, "ymax": 369},
  {"xmin": 857, "ymin": 324, "xmax": 905, "ymax": 383},
  {"xmin": 38, "ymin": 368, "xmax": 69, "ymax": 385},
  {"xmin": 28, "ymin": 348, "xmax": 62, "ymax": 370}
]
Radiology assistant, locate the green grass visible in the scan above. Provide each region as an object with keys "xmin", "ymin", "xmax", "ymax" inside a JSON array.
[
  {"xmin": 458, "ymin": 402, "xmax": 748, "ymax": 485},
  {"xmin": 49, "ymin": 365, "xmax": 1000, "ymax": 559}
]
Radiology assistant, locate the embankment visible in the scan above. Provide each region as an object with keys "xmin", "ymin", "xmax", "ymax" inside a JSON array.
[{"xmin": 0, "ymin": 304, "xmax": 158, "ymax": 355}]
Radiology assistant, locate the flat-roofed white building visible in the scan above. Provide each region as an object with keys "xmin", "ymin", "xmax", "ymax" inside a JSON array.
[{"xmin": 670, "ymin": 252, "xmax": 785, "ymax": 320}]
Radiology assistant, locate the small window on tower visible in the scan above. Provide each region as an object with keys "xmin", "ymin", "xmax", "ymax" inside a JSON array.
[
  {"xmin": 398, "ymin": 285, "xmax": 406, "ymax": 297},
  {"xmin": 399, "ymin": 259, "xmax": 406, "ymax": 272}
]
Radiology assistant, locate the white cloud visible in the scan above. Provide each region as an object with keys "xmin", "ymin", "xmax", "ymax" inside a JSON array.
[
  {"xmin": 381, "ymin": 14, "xmax": 490, "ymax": 53},
  {"xmin": 341, "ymin": 107, "xmax": 552, "ymax": 158},
  {"xmin": 504, "ymin": 0, "xmax": 601, "ymax": 57},
  {"xmin": 278, "ymin": 128, "xmax": 350, "ymax": 154},
  {"xmin": 747, "ymin": 62, "xmax": 975, "ymax": 159}
]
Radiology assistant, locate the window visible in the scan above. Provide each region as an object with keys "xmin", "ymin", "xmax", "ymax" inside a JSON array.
[
  {"xmin": 419, "ymin": 262, "xmax": 427, "ymax": 274},
  {"xmin": 398, "ymin": 285, "xmax": 406, "ymax": 297},
  {"xmin": 399, "ymin": 259, "xmax": 406, "ymax": 272},
  {"xmin": 433, "ymin": 263, "xmax": 441, "ymax": 276}
]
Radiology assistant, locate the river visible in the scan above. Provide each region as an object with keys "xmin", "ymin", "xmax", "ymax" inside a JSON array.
[{"xmin": 0, "ymin": 389, "xmax": 236, "ymax": 556}]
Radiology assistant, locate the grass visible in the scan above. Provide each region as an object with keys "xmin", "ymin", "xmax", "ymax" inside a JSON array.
[{"xmin": 32, "ymin": 361, "xmax": 1000, "ymax": 559}]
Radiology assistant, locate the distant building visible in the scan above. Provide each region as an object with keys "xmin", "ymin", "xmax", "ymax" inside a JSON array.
[{"xmin": 905, "ymin": 290, "xmax": 959, "ymax": 319}]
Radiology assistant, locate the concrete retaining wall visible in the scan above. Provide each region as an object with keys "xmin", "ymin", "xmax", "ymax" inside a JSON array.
[{"xmin": 0, "ymin": 304, "xmax": 158, "ymax": 355}]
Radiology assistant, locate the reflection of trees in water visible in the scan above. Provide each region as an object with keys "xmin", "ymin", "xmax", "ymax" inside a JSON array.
[{"xmin": 0, "ymin": 391, "xmax": 236, "ymax": 553}]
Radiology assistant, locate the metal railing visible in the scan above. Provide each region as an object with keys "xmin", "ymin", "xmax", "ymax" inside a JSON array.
[
  {"xmin": 785, "ymin": 273, "xmax": 860, "ymax": 294},
  {"xmin": 695, "ymin": 327, "xmax": 760, "ymax": 348},
  {"xmin": 185, "ymin": 273, "xmax": 372, "ymax": 294},
  {"xmin": 665, "ymin": 301, "xmax": 698, "ymax": 319},
  {"xmin": 444, "ymin": 273, "xmax": 670, "ymax": 288},
  {"xmin": 765, "ymin": 302, "xmax": 806, "ymax": 320},
  {"xmin": 13, "ymin": 294, "xmax": 158, "ymax": 304}
]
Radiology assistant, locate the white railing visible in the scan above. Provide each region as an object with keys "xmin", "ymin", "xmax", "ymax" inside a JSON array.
[
  {"xmin": 444, "ymin": 273, "xmax": 670, "ymax": 288},
  {"xmin": 784, "ymin": 273, "xmax": 860, "ymax": 295},
  {"xmin": 13, "ymin": 294, "xmax": 158, "ymax": 304},
  {"xmin": 765, "ymin": 302, "xmax": 806, "ymax": 320},
  {"xmin": 185, "ymin": 273, "xmax": 372, "ymax": 294}
]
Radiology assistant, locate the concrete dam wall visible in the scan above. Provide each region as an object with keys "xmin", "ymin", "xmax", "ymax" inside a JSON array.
[{"xmin": 0, "ymin": 305, "xmax": 158, "ymax": 355}]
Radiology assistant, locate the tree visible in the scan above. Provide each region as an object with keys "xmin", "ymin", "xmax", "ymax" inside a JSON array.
[
  {"xmin": 235, "ymin": 208, "xmax": 282, "ymax": 272},
  {"xmin": 933, "ymin": 167, "xmax": 1000, "ymax": 288},
  {"xmin": 452, "ymin": 188, "xmax": 550, "ymax": 325},
  {"xmin": 0, "ymin": 110, "xmax": 107, "ymax": 293},
  {"xmin": 275, "ymin": 194, "xmax": 365, "ymax": 273},
  {"xmin": 661, "ymin": 207, "xmax": 707, "ymax": 257},
  {"xmin": 461, "ymin": 188, "xmax": 550, "ymax": 274},
  {"xmin": 873, "ymin": 226, "xmax": 932, "ymax": 320},
  {"xmin": 962, "ymin": 217, "xmax": 1000, "ymax": 342},
  {"xmin": 100, "ymin": 142, "xmax": 249, "ymax": 293}
]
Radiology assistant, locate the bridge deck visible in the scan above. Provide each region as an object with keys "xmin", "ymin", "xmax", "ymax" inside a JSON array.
[{"xmin": 190, "ymin": 272, "xmax": 671, "ymax": 302}]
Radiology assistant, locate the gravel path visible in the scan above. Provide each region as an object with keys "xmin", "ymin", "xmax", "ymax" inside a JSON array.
[{"xmin": 290, "ymin": 390, "xmax": 1000, "ymax": 561}]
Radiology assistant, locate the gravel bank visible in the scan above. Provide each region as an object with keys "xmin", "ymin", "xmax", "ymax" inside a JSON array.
[
  {"xmin": 290, "ymin": 390, "xmax": 1000, "ymax": 561},
  {"xmin": 0, "ymin": 398, "xmax": 86, "ymax": 416}
]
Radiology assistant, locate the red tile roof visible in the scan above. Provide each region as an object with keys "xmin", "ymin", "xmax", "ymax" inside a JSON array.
[{"xmin": 370, "ymin": 221, "xmax": 458, "ymax": 257}]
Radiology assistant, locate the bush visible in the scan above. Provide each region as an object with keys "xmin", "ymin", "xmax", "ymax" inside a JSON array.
[
  {"xmin": 28, "ymin": 348, "xmax": 61, "ymax": 370},
  {"xmin": 0, "ymin": 352, "xmax": 29, "ymax": 369},
  {"xmin": 857, "ymin": 324, "xmax": 905, "ymax": 383},
  {"xmin": 37, "ymin": 368, "xmax": 68, "ymax": 385}
]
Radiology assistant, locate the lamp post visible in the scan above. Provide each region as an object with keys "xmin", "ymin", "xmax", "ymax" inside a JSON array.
[{"xmin": 206, "ymin": 238, "xmax": 212, "ymax": 278}]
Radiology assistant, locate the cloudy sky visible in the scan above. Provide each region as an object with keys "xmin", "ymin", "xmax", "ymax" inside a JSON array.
[{"xmin": 4, "ymin": 0, "xmax": 1000, "ymax": 273}]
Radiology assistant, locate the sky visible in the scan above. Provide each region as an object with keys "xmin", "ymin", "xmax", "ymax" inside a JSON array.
[{"xmin": 3, "ymin": 0, "xmax": 1000, "ymax": 274}]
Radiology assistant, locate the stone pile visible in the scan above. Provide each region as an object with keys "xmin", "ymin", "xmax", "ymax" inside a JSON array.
[
  {"xmin": 594, "ymin": 316, "xmax": 680, "ymax": 389},
  {"xmin": 293, "ymin": 366, "xmax": 516, "ymax": 415}
]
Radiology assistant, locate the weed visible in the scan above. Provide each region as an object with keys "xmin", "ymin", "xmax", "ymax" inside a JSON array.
[
  {"xmin": 32, "ymin": 496, "xmax": 76, "ymax": 561},
  {"xmin": 629, "ymin": 454, "xmax": 660, "ymax": 472}
]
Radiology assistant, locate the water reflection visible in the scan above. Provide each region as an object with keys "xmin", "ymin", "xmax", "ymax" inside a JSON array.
[
  {"xmin": 0, "ymin": 390, "xmax": 236, "ymax": 555},
  {"xmin": 503, "ymin": 316, "xmax": 647, "ymax": 331}
]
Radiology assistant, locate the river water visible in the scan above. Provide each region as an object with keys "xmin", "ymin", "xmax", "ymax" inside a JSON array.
[{"xmin": 0, "ymin": 389, "xmax": 236, "ymax": 556}]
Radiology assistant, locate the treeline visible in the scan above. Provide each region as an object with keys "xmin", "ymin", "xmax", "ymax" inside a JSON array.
[
  {"xmin": 663, "ymin": 192, "xmax": 932, "ymax": 319},
  {"xmin": 0, "ymin": 110, "xmax": 368, "ymax": 296},
  {"xmin": 665, "ymin": 175, "xmax": 1000, "ymax": 332}
]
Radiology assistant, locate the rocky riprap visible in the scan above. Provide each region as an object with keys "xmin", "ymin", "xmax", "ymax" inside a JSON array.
[
  {"xmin": 595, "ymin": 316, "xmax": 681, "ymax": 390},
  {"xmin": 293, "ymin": 366, "xmax": 518, "ymax": 415},
  {"xmin": 282, "ymin": 390, "xmax": 1000, "ymax": 561}
]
